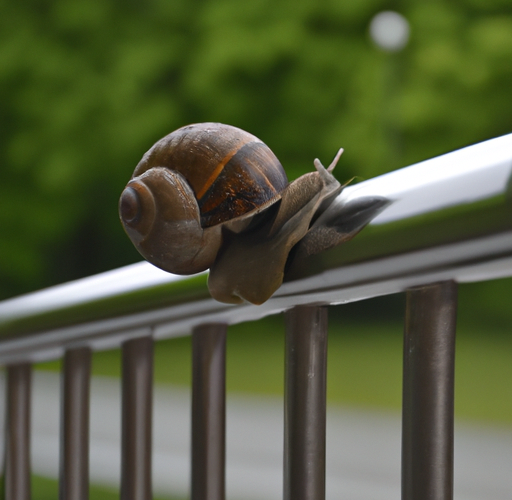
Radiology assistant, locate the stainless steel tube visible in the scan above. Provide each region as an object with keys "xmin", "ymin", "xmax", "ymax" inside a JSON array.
[
  {"xmin": 4, "ymin": 363, "xmax": 32, "ymax": 500},
  {"xmin": 121, "ymin": 336, "xmax": 154, "ymax": 500},
  {"xmin": 402, "ymin": 281, "xmax": 457, "ymax": 500},
  {"xmin": 1, "ymin": 134, "xmax": 511, "ymax": 363},
  {"xmin": 191, "ymin": 323, "xmax": 227, "ymax": 500},
  {"xmin": 59, "ymin": 347, "xmax": 92, "ymax": 500},
  {"xmin": 284, "ymin": 305, "xmax": 328, "ymax": 500}
]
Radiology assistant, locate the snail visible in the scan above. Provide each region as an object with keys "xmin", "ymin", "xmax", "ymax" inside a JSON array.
[{"xmin": 119, "ymin": 123, "xmax": 388, "ymax": 305}]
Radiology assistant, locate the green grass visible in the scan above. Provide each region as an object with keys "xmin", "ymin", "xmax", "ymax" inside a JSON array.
[
  {"xmin": 31, "ymin": 475, "xmax": 183, "ymax": 500},
  {"xmin": 38, "ymin": 311, "xmax": 512, "ymax": 425}
]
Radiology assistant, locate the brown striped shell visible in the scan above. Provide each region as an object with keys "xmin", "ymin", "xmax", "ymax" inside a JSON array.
[
  {"xmin": 119, "ymin": 123, "xmax": 289, "ymax": 276},
  {"xmin": 131, "ymin": 123, "xmax": 288, "ymax": 228}
]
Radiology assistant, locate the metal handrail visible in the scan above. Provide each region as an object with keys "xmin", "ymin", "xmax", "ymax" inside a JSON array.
[
  {"xmin": 0, "ymin": 133, "xmax": 511, "ymax": 364},
  {"xmin": 2, "ymin": 133, "xmax": 512, "ymax": 500}
]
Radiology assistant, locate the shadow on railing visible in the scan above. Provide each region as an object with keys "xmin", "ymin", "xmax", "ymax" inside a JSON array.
[{"xmin": 0, "ymin": 133, "xmax": 511, "ymax": 500}]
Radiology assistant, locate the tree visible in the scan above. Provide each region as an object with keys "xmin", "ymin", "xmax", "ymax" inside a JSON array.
[{"xmin": 1, "ymin": 0, "xmax": 511, "ymax": 301}]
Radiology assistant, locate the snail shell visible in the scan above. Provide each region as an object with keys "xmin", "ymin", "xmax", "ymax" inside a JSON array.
[{"xmin": 119, "ymin": 123, "xmax": 288, "ymax": 275}]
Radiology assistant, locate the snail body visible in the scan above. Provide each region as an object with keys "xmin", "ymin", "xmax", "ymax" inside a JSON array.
[{"xmin": 120, "ymin": 123, "xmax": 375, "ymax": 304}]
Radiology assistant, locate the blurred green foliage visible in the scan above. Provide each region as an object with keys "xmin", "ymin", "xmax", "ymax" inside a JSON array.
[{"xmin": 1, "ymin": 0, "xmax": 512, "ymax": 302}]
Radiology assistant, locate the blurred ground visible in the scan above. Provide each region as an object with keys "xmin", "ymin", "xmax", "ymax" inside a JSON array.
[{"xmin": 2, "ymin": 371, "xmax": 510, "ymax": 500}]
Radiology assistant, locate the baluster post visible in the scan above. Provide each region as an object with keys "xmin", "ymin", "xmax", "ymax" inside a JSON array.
[
  {"xmin": 4, "ymin": 363, "xmax": 32, "ymax": 500},
  {"xmin": 191, "ymin": 323, "xmax": 227, "ymax": 500},
  {"xmin": 60, "ymin": 347, "xmax": 92, "ymax": 500},
  {"xmin": 402, "ymin": 281, "xmax": 457, "ymax": 500},
  {"xmin": 121, "ymin": 336, "xmax": 154, "ymax": 500},
  {"xmin": 284, "ymin": 306, "xmax": 328, "ymax": 500}
]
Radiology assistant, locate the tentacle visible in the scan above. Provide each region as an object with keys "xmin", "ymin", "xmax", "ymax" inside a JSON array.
[
  {"xmin": 327, "ymin": 148, "xmax": 344, "ymax": 172},
  {"xmin": 314, "ymin": 148, "xmax": 344, "ymax": 184}
]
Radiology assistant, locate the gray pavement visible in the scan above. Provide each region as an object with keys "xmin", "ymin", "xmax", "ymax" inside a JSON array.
[{"xmin": 1, "ymin": 371, "xmax": 511, "ymax": 499}]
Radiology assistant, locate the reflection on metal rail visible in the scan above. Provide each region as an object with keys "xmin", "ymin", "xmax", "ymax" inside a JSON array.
[{"xmin": 0, "ymin": 134, "xmax": 511, "ymax": 500}]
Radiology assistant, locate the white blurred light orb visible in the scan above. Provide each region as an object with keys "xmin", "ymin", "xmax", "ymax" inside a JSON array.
[{"xmin": 369, "ymin": 11, "xmax": 410, "ymax": 52}]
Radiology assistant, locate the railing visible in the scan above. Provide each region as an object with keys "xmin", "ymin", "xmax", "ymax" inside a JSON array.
[{"xmin": 0, "ymin": 133, "xmax": 511, "ymax": 500}]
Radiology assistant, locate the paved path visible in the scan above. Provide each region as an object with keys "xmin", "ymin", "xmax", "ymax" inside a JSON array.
[{"xmin": 2, "ymin": 371, "xmax": 511, "ymax": 499}]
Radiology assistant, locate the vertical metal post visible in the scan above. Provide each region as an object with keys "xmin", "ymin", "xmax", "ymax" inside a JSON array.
[
  {"xmin": 59, "ymin": 347, "xmax": 92, "ymax": 500},
  {"xmin": 284, "ymin": 305, "xmax": 328, "ymax": 500},
  {"xmin": 402, "ymin": 281, "xmax": 457, "ymax": 500},
  {"xmin": 4, "ymin": 363, "xmax": 32, "ymax": 500},
  {"xmin": 121, "ymin": 336, "xmax": 154, "ymax": 500},
  {"xmin": 191, "ymin": 323, "xmax": 227, "ymax": 500}
]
